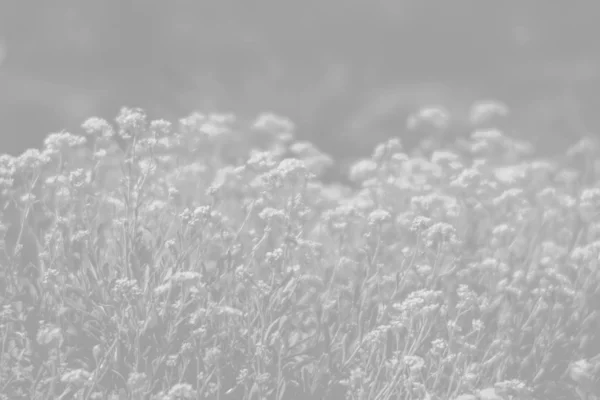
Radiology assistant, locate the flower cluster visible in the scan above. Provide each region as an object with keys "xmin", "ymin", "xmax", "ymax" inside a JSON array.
[{"xmin": 0, "ymin": 104, "xmax": 599, "ymax": 400}]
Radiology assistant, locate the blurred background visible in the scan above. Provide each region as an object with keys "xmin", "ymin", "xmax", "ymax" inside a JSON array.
[{"xmin": 1, "ymin": 1, "xmax": 599, "ymax": 161}]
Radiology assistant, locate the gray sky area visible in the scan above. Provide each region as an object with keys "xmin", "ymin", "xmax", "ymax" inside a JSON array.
[{"xmin": 1, "ymin": 2, "xmax": 598, "ymax": 158}]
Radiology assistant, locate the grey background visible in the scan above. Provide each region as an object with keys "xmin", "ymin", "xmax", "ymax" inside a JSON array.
[{"xmin": 1, "ymin": 1, "xmax": 598, "ymax": 160}]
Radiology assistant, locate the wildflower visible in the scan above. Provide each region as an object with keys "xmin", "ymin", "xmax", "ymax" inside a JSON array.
[
  {"xmin": 410, "ymin": 195, "xmax": 434, "ymax": 214},
  {"xmin": 115, "ymin": 106, "xmax": 147, "ymax": 140},
  {"xmin": 252, "ymin": 112, "xmax": 295, "ymax": 141},
  {"xmin": 368, "ymin": 208, "xmax": 392, "ymax": 226},
  {"xmin": 198, "ymin": 118, "xmax": 230, "ymax": 138},
  {"xmin": 371, "ymin": 138, "xmax": 403, "ymax": 162},
  {"xmin": 416, "ymin": 264, "xmax": 433, "ymax": 276},
  {"xmin": 202, "ymin": 346, "xmax": 222, "ymax": 368},
  {"xmin": 403, "ymin": 355, "xmax": 426, "ymax": 375},
  {"xmin": 348, "ymin": 159, "xmax": 378, "ymax": 183},
  {"xmin": 254, "ymin": 341, "xmax": 272, "ymax": 364},
  {"xmin": 69, "ymin": 168, "xmax": 88, "ymax": 188},
  {"xmin": 275, "ymin": 158, "xmax": 310, "ymax": 182},
  {"xmin": 112, "ymin": 278, "xmax": 142, "ymax": 301},
  {"xmin": 93, "ymin": 148, "xmax": 107, "ymax": 159},
  {"xmin": 36, "ymin": 324, "xmax": 63, "ymax": 346},
  {"xmin": 390, "ymin": 152, "xmax": 409, "ymax": 165},
  {"xmin": 61, "ymin": 369, "xmax": 91, "ymax": 385},
  {"xmin": 362, "ymin": 325, "xmax": 390, "ymax": 346},
  {"xmin": 19, "ymin": 192, "xmax": 36, "ymax": 206},
  {"xmin": 407, "ymin": 106, "xmax": 450, "ymax": 131},
  {"xmin": 265, "ymin": 247, "xmax": 284, "ymax": 264},
  {"xmin": 171, "ymin": 271, "xmax": 201, "ymax": 284},
  {"xmin": 394, "ymin": 289, "xmax": 442, "ymax": 316},
  {"xmin": 149, "ymin": 119, "xmax": 172, "ymax": 137},
  {"xmin": 0, "ymin": 154, "xmax": 14, "ymax": 186},
  {"xmin": 127, "ymin": 372, "xmax": 149, "ymax": 393},
  {"xmin": 135, "ymin": 156, "xmax": 156, "ymax": 174},
  {"xmin": 193, "ymin": 205, "xmax": 211, "ymax": 219},
  {"xmin": 255, "ymin": 372, "xmax": 271, "ymax": 386},
  {"xmin": 14, "ymin": 148, "xmax": 51, "ymax": 173},
  {"xmin": 258, "ymin": 207, "xmax": 286, "ymax": 223},
  {"xmin": 566, "ymin": 136, "xmax": 598, "ymax": 157},
  {"xmin": 302, "ymin": 153, "xmax": 334, "ymax": 177},
  {"xmin": 145, "ymin": 199, "xmax": 167, "ymax": 214},
  {"xmin": 431, "ymin": 150, "xmax": 462, "ymax": 169},
  {"xmin": 347, "ymin": 367, "xmax": 365, "ymax": 388},
  {"xmin": 528, "ymin": 160, "xmax": 557, "ymax": 181},
  {"xmin": 536, "ymin": 187, "xmax": 558, "ymax": 207},
  {"xmin": 43, "ymin": 131, "xmax": 86, "ymax": 154},
  {"xmin": 493, "ymin": 165, "xmax": 527, "ymax": 184},
  {"xmin": 395, "ymin": 294, "xmax": 425, "ymax": 313},
  {"xmin": 469, "ymin": 99, "xmax": 509, "ymax": 126},
  {"xmin": 429, "ymin": 338, "xmax": 447, "ymax": 356},
  {"xmin": 558, "ymin": 193, "xmax": 576, "ymax": 209},
  {"xmin": 450, "ymin": 168, "xmax": 481, "ymax": 190},
  {"xmin": 569, "ymin": 359, "xmax": 593, "ymax": 382},
  {"xmin": 469, "ymin": 129, "xmax": 509, "ymax": 157},
  {"xmin": 289, "ymin": 141, "xmax": 322, "ymax": 158},
  {"xmin": 81, "ymin": 116, "xmax": 114, "ymax": 138},
  {"xmin": 207, "ymin": 112, "xmax": 235, "ymax": 124},
  {"xmin": 246, "ymin": 150, "xmax": 277, "ymax": 171},
  {"xmin": 423, "ymin": 222, "xmax": 458, "ymax": 247},
  {"xmin": 478, "ymin": 387, "xmax": 503, "ymax": 400},
  {"xmin": 456, "ymin": 284, "xmax": 478, "ymax": 309},
  {"xmin": 490, "ymin": 224, "xmax": 514, "ymax": 242},
  {"xmin": 212, "ymin": 165, "xmax": 247, "ymax": 192},
  {"xmin": 539, "ymin": 241, "xmax": 567, "ymax": 266},
  {"xmin": 167, "ymin": 383, "xmax": 197, "ymax": 399},
  {"xmin": 216, "ymin": 306, "xmax": 243, "ymax": 318},
  {"xmin": 410, "ymin": 215, "xmax": 432, "ymax": 232},
  {"xmin": 471, "ymin": 128, "xmax": 504, "ymax": 143},
  {"xmin": 447, "ymin": 320, "xmax": 462, "ymax": 334},
  {"xmin": 405, "ymin": 157, "xmax": 439, "ymax": 178},
  {"xmin": 492, "ymin": 188, "xmax": 525, "ymax": 208},
  {"xmin": 494, "ymin": 379, "xmax": 530, "ymax": 398},
  {"xmin": 580, "ymin": 187, "xmax": 600, "ymax": 221},
  {"xmin": 178, "ymin": 112, "xmax": 206, "ymax": 133},
  {"xmin": 571, "ymin": 244, "xmax": 595, "ymax": 264},
  {"xmin": 510, "ymin": 137, "xmax": 536, "ymax": 158}
]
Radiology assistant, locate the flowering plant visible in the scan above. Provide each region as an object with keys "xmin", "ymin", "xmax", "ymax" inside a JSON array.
[{"xmin": 0, "ymin": 104, "xmax": 598, "ymax": 400}]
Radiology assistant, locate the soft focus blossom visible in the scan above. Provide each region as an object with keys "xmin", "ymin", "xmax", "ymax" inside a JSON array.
[
  {"xmin": 81, "ymin": 116, "xmax": 115, "ymax": 138},
  {"xmin": 2, "ymin": 106, "xmax": 599, "ymax": 400},
  {"xmin": 252, "ymin": 112, "xmax": 295, "ymax": 141},
  {"xmin": 469, "ymin": 99, "xmax": 509, "ymax": 126},
  {"xmin": 407, "ymin": 106, "xmax": 451, "ymax": 131}
]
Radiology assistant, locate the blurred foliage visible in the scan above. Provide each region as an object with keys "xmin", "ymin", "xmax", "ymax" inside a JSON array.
[{"xmin": 0, "ymin": 1, "xmax": 599, "ymax": 158}]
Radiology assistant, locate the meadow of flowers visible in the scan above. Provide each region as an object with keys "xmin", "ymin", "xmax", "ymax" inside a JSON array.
[{"xmin": 0, "ymin": 103, "xmax": 599, "ymax": 400}]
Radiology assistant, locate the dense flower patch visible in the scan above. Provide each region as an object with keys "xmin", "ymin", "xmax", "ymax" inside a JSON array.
[{"xmin": 0, "ymin": 105, "xmax": 599, "ymax": 399}]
